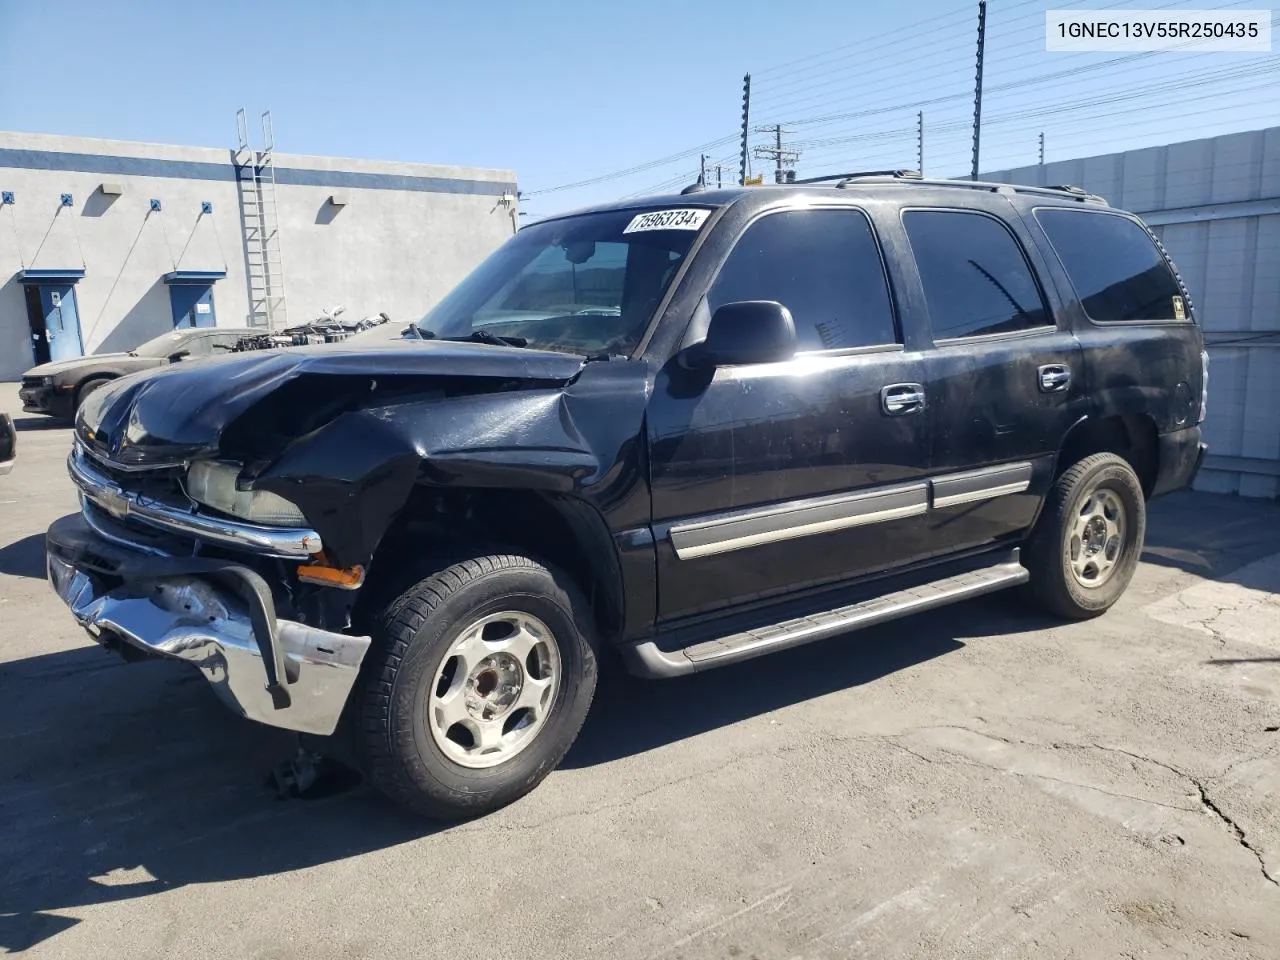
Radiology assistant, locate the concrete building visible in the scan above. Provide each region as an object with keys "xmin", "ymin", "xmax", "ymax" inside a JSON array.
[
  {"xmin": 985, "ymin": 125, "xmax": 1280, "ymax": 499},
  {"xmin": 0, "ymin": 130, "xmax": 518, "ymax": 380}
]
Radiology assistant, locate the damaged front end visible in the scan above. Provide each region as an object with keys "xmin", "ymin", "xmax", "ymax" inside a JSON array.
[
  {"xmin": 47, "ymin": 338, "xmax": 636, "ymax": 737},
  {"xmin": 48, "ymin": 447, "xmax": 369, "ymax": 735}
]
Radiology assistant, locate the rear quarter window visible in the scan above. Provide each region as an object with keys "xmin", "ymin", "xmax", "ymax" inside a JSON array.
[{"xmin": 1034, "ymin": 209, "xmax": 1186, "ymax": 323}]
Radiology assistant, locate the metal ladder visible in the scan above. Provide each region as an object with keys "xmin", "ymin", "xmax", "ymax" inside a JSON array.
[{"xmin": 235, "ymin": 109, "xmax": 289, "ymax": 330}]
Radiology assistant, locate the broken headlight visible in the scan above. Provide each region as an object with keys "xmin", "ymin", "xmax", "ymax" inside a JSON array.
[{"xmin": 186, "ymin": 461, "xmax": 307, "ymax": 527}]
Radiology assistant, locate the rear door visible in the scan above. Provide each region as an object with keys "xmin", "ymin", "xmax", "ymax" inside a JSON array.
[
  {"xmin": 900, "ymin": 204, "xmax": 1086, "ymax": 558},
  {"xmin": 1029, "ymin": 207, "xmax": 1205, "ymax": 447},
  {"xmin": 647, "ymin": 203, "xmax": 935, "ymax": 623}
]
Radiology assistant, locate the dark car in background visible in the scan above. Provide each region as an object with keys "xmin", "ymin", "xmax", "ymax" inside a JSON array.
[
  {"xmin": 19, "ymin": 327, "xmax": 254, "ymax": 421},
  {"xmin": 0, "ymin": 413, "xmax": 15, "ymax": 477}
]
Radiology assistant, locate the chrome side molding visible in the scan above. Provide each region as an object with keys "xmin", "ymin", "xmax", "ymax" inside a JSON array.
[
  {"xmin": 669, "ymin": 482, "xmax": 929, "ymax": 560},
  {"xmin": 931, "ymin": 461, "xmax": 1033, "ymax": 509},
  {"xmin": 666, "ymin": 461, "xmax": 1035, "ymax": 560}
]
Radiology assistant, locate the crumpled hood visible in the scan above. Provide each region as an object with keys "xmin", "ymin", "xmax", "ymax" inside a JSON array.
[{"xmin": 77, "ymin": 339, "xmax": 586, "ymax": 466}]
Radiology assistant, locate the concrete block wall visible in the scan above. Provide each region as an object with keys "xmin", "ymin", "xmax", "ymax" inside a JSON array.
[
  {"xmin": 985, "ymin": 126, "xmax": 1280, "ymax": 498},
  {"xmin": 0, "ymin": 132, "xmax": 517, "ymax": 380}
]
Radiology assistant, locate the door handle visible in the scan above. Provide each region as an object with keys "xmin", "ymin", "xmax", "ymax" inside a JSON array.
[
  {"xmin": 881, "ymin": 383, "xmax": 926, "ymax": 415},
  {"xmin": 1038, "ymin": 364, "xmax": 1071, "ymax": 393}
]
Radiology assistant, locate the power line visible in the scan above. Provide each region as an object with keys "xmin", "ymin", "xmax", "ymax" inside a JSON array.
[
  {"xmin": 788, "ymin": 58, "xmax": 1278, "ymax": 156},
  {"xmin": 755, "ymin": 0, "xmax": 1270, "ymax": 123},
  {"xmin": 750, "ymin": 0, "xmax": 1201, "ymax": 112},
  {"xmin": 524, "ymin": 133, "xmax": 739, "ymax": 197},
  {"xmin": 795, "ymin": 71, "xmax": 1279, "ymax": 174}
]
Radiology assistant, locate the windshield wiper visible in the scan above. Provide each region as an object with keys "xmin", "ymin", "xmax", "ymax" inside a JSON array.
[{"xmin": 443, "ymin": 329, "xmax": 529, "ymax": 348}]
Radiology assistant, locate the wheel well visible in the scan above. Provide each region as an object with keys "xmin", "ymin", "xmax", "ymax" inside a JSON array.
[
  {"xmin": 1056, "ymin": 414, "xmax": 1159, "ymax": 497},
  {"xmin": 354, "ymin": 486, "xmax": 625, "ymax": 645}
]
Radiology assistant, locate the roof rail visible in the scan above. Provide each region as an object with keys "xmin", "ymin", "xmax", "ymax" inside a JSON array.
[
  {"xmin": 805, "ymin": 175, "xmax": 1107, "ymax": 205},
  {"xmin": 793, "ymin": 169, "xmax": 923, "ymax": 185}
]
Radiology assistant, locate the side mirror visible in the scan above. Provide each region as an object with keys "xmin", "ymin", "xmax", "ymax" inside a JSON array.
[
  {"xmin": 684, "ymin": 300, "xmax": 797, "ymax": 368},
  {"xmin": 168, "ymin": 350, "xmax": 191, "ymax": 362}
]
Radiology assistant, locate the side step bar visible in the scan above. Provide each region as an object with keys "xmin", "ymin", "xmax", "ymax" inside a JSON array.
[{"xmin": 622, "ymin": 551, "xmax": 1029, "ymax": 678}]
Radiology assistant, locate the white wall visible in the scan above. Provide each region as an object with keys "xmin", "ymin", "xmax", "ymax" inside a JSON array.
[
  {"xmin": 0, "ymin": 132, "xmax": 517, "ymax": 379},
  {"xmin": 985, "ymin": 126, "xmax": 1280, "ymax": 498}
]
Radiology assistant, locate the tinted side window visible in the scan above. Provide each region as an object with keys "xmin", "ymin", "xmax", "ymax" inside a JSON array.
[
  {"xmin": 903, "ymin": 210, "xmax": 1051, "ymax": 339},
  {"xmin": 1035, "ymin": 210, "xmax": 1184, "ymax": 323},
  {"xmin": 708, "ymin": 209, "xmax": 898, "ymax": 350}
]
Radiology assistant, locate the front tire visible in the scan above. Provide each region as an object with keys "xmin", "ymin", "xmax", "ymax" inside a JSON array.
[
  {"xmin": 1025, "ymin": 453, "xmax": 1146, "ymax": 620},
  {"xmin": 358, "ymin": 554, "xmax": 597, "ymax": 819},
  {"xmin": 74, "ymin": 377, "xmax": 112, "ymax": 415}
]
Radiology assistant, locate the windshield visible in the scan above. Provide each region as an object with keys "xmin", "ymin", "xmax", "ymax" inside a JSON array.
[
  {"xmin": 130, "ymin": 330, "xmax": 193, "ymax": 358},
  {"xmin": 416, "ymin": 208, "xmax": 708, "ymax": 355}
]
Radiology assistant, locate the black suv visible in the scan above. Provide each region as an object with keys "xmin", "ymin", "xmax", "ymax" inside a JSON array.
[{"xmin": 46, "ymin": 173, "xmax": 1207, "ymax": 819}]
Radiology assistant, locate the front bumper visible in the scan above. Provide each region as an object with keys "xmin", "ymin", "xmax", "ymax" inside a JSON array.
[
  {"xmin": 19, "ymin": 382, "xmax": 69, "ymax": 418},
  {"xmin": 46, "ymin": 513, "xmax": 370, "ymax": 736}
]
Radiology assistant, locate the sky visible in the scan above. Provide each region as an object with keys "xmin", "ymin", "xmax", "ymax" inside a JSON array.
[{"xmin": 1, "ymin": 0, "xmax": 1277, "ymax": 221}]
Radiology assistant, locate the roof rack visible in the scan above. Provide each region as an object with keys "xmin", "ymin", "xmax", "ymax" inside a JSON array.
[
  {"xmin": 793, "ymin": 169, "xmax": 923, "ymax": 184},
  {"xmin": 786, "ymin": 172, "xmax": 1105, "ymax": 205}
]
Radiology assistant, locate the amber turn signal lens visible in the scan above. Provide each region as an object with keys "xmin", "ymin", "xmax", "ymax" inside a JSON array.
[{"xmin": 297, "ymin": 555, "xmax": 365, "ymax": 589}]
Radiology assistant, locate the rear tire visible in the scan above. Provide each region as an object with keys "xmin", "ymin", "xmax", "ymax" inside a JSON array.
[
  {"xmin": 357, "ymin": 554, "xmax": 597, "ymax": 819},
  {"xmin": 1025, "ymin": 453, "xmax": 1146, "ymax": 620}
]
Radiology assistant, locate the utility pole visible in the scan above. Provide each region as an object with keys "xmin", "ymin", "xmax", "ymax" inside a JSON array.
[
  {"xmin": 970, "ymin": 0, "xmax": 987, "ymax": 181},
  {"xmin": 1038, "ymin": 132, "xmax": 1045, "ymax": 165},
  {"xmin": 917, "ymin": 111, "xmax": 924, "ymax": 175},
  {"xmin": 753, "ymin": 124, "xmax": 801, "ymax": 183},
  {"xmin": 739, "ymin": 74, "xmax": 751, "ymax": 187},
  {"xmin": 716, "ymin": 164, "xmax": 723, "ymax": 189},
  {"xmin": 700, "ymin": 154, "xmax": 707, "ymax": 186}
]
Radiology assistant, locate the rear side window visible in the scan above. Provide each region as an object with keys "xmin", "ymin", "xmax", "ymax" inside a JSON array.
[
  {"xmin": 708, "ymin": 208, "xmax": 898, "ymax": 350},
  {"xmin": 1035, "ymin": 209, "xmax": 1185, "ymax": 323},
  {"xmin": 903, "ymin": 210, "xmax": 1051, "ymax": 339}
]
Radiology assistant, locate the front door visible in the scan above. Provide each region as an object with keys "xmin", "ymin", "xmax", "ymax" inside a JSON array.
[
  {"xmin": 648, "ymin": 205, "xmax": 933, "ymax": 623},
  {"xmin": 901, "ymin": 207, "xmax": 1085, "ymax": 557},
  {"xmin": 25, "ymin": 284, "xmax": 84, "ymax": 364},
  {"xmin": 170, "ymin": 284, "xmax": 217, "ymax": 329}
]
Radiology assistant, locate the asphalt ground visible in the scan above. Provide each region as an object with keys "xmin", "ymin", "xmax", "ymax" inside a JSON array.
[{"xmin": 2, "ymin": 381, "xmax": 1278, "ymax": 959}]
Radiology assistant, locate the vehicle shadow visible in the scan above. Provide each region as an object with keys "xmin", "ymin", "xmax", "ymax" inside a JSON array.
[
  {"xmin": 1141, "ymin": 490, "xmax": 1280, "ymax": 577},
  {"xmin": 0, "ymin": 593, "xmax": 1048, "ymax": 951},
  {"xmin": 0, "ymin": 647, "xmax": 437, "ymax": 953},
  {"xmin": 566, "ymin": 593, "xmax": 1055, "ymax": 768},
  {"xmin": 0, "ymin": 532, "xmax": 49, "ymax": 579}
]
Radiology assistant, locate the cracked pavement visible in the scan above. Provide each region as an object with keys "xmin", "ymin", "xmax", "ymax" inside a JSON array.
[{"xmin": 2, "ymin": 383, "xmax": 1279, "ymax": 959}]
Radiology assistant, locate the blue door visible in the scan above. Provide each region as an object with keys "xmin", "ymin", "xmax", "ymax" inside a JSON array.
[
  {"xmin": 170, "ymin": 284, "xmax": 217, "ymax": 329},
  {"xmin": 42, "ymin": 285, "xmax": 85, "ymax": 362}
]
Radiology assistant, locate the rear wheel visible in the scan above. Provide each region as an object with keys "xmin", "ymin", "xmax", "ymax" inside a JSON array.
[
  {"xmin": 357, "ymin": 554, "xmax": 597, "ymax": 819},
  {"xmin": 1025, "ymin": 453, "xmax": 1146, "ymax": 619}
]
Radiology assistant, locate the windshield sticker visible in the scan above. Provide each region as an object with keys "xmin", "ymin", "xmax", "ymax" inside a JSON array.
[{"xmin": 623, "ymin": 209, "xmax": 710, "ymax": 233}]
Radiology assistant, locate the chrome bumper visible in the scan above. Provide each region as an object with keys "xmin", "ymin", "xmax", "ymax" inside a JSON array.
[
  {"xmin": 46, "ymin": 515, "xmax": 370, "ymax": 736},
  {"xmin": 68, "ymin": 444, "xmax": 323, "ymax": 559}
]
